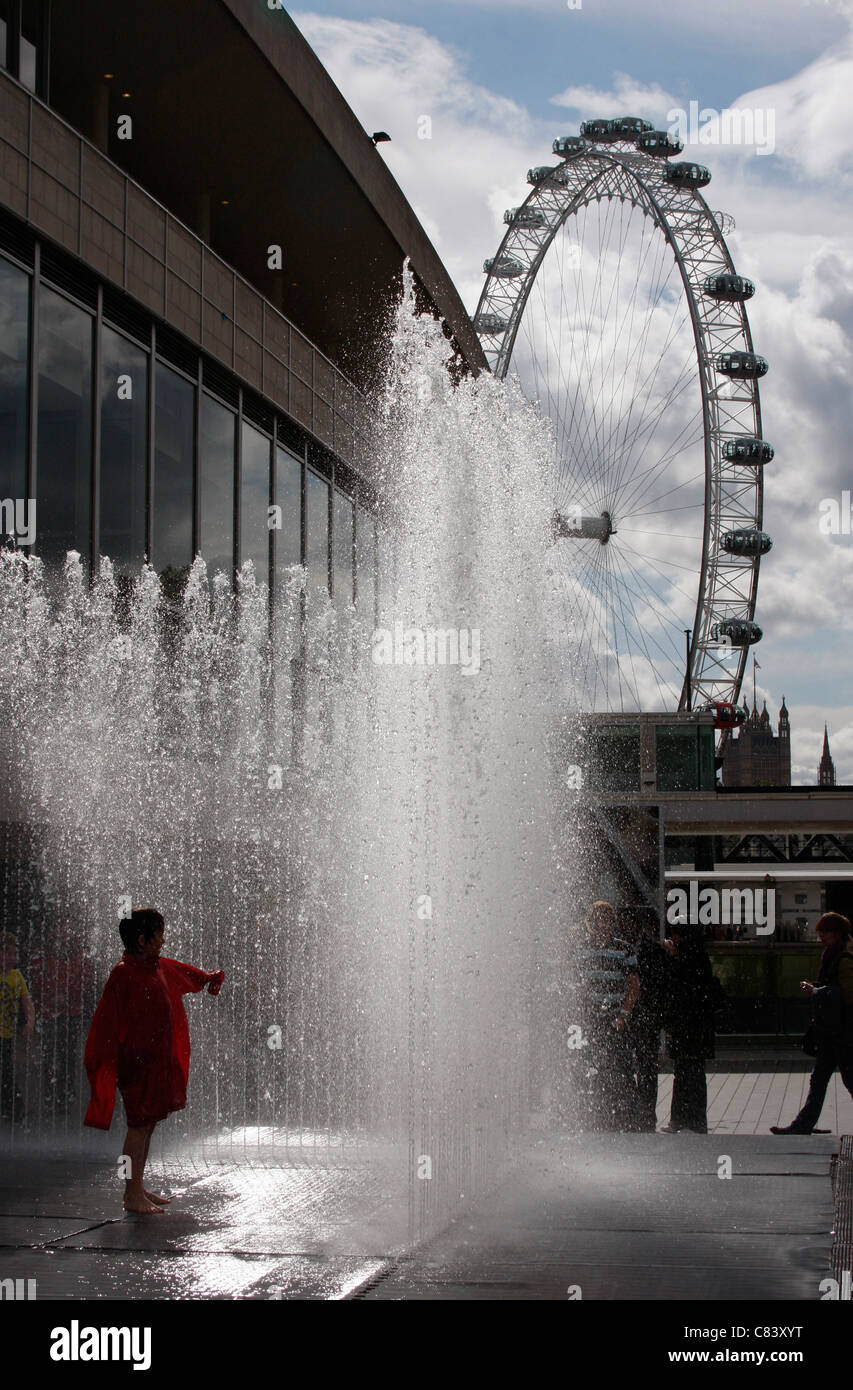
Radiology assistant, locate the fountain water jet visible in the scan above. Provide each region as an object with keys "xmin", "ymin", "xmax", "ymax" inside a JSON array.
[{"xmin": 0, "ymin": 272, "xmax": 576, "ymax": 1238}]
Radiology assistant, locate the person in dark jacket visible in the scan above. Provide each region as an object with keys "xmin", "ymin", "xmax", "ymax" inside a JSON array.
[
  {"xmin": 771, "ymin": 912, "xmax": 853, "ymax": 1135},
  {"xmin": 624, "ymin": 905, "xmax": 668, "ymax": 1132},
  {"xmin": 661, "ymin": 923, "xmax": 718, "ymax": 1134}
]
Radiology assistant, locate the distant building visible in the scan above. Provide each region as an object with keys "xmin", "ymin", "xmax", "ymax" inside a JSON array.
[
  {"xmin": 720, "ymin": 698, "xmax": 791, "ymax": 788},
  {"xmin": 818, "ymin": 726, "xmax": 837, "ymax": 787}
]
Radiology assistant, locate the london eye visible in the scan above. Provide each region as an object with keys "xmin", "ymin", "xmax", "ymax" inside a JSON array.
[{"xmin": 475, "ymin": 117, "xmax": 772, "ymax": 717}]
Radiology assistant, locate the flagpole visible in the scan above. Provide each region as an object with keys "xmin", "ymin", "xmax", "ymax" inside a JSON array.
[{"xmin": 753, "ymin": 655, "xmax": 756, "ymax": 712}]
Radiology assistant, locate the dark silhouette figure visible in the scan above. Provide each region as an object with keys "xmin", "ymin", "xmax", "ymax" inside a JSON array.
[
  {"xmin": 624, "ymin": 905, "xmax": 668, "ymax": 1131},
  {"xmin": 662, "ymin": 924, "xmax": 719, "ymax": 1134},
  {"xmin": 771, "ymin": 912, "xmax": 853, "ymax": 1135}
]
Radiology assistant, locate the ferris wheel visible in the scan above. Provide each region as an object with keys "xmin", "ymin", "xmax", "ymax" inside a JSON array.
[{"xmin": 475, "ymin": 117, "xmax": 773, "ymax": 716}]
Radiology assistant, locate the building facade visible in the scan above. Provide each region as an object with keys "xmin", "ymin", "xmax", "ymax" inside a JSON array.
[{"xmin": 0, "ymin": 0, "xmax": 484, "ymax": 595}]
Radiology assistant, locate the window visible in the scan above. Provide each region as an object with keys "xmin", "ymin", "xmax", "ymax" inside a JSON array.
[
  {"xmin": 305, "ymin": 469, "xmax": 329, "ymax": 598},
  {"xmin": 0, "ymin": 255, "xmax": 29, "ymax": 505},
  {"xmin": 240, "ymin": 421, "xmax": 271, "ymax": 588},
  {"xmin": 333, "ymin": 490, "xmax": 354, "ymax": 608},
  {"xmin": 199, "ymin": 394, "xmax": 235, "ymax": 579},
  {"xmin": 37, "ymin": 287, "xmax": 93, "ymax": 566},
  {"xmin": 99, "ymin": 327, "xmax": 148, "ymax": 570},
  {"xmin": 0, "ymin": 1, "xmax": 8, "ymax": 70},
  {"xmin": 794, "ymin": 893, "xmax": 808, "ymax": 906},
  {"xmin": 656, "ymin": 725, "xmax": 700, "ymax": 792},
  {"xmin": 152, "ymin": 362, "xmax": 194, "ymax": 577},
  {"xmin": 587, "ymin": 725, "xmax": 641, "ymax": 793},
  {"xmin": 19, "ymin": 0, "xmax": 40, "ymax": 91},
  {"xmin": 274, "ymin": 445, "xmax": 302, "ymax": 581}
]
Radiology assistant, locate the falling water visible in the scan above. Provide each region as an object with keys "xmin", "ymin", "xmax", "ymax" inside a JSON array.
[{"xmin": 0, "ymin": 273, "xmax": 577, "ymax": 1238}]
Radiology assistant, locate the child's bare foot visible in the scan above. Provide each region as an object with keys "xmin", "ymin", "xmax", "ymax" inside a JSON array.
[
  {"xmin": 123, "ymin": 1191, "xmax": 163, "ymax": 1215},
  {"xmin": 144, "ymin": 1190, "xmax": 171, "ymax": 1205}
]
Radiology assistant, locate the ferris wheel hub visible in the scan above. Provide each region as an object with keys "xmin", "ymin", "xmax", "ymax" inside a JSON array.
[{"xmin": 552, "ymin": 510, "xmax": 616, "ymax": 545}]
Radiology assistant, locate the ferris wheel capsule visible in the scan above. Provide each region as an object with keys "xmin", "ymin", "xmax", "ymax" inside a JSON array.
[
  {"xmin": 612, "ymin": 116, "xmax": 655, "ymax": 139},
  {"xmin": 505, "ymin": 206, "xmax": 547, "ymax": 228},
  {"xmin": 721, "ymin": 529, "xmax": 773, "ymax": 558},
  {"xmin": 475, "ymin": 313, "xmax": 509, "ymax": 335},
  {"xmin": 666, "ymin": 162, "xmax": 712, "ymax": 189},
  {"xmin": 636, "ymin": 130, "xmax": 684, "ymax": 157},
  {"xmin": 723, "ymin": 437, "xmax": 774, "ymax": 465},
  {"xmin": 710, "ymin": 618, "xmax": 763, "ymax": 647},
  {"xmin": 579, "ymin": 118, "xmax": 622, "ymax": 143},
  {"xmin": 704, "ymin": 273, "xmax": 755, "ymax": 301},
  {"xmin": 483, "ymin": 255, "xmax": 524, "ymax": 278},
  {"xmin": 528, "ymin": 165, "xmax": 570, "ymax": 186},
  {"xmin": 553, "ymin": 135, "xmax": 586, "ymax": 157},
  {"xmin": 717, "ymin": 350, "xmax": 768, "ymax": 380}
]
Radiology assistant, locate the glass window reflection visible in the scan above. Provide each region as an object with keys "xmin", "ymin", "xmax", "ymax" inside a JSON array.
[
  {"xmin": 274, "ymin": 445, "xmax": 302, "ymax": 579},
  {"xmin": 333, "ymin": 490, "xmax": 354, "ymax": 608},
  {"xmin": 240, "ymin": 421, "xmax": 271, "ymax": 588},
  {"xmin": 305, "ymin": 469, "xmax": 329, "ymax": 598},
  {"xmin": 99, "ymin": 327, "xmax": 147, "ymax": 570},
  {"xmin": 0, "ymin": 255, "xmax": 29, "ymax": 506},
  {"xmin": 153, "ymin": 361, "xmax": 194, "ymax": 578},
  {"xmin": 37, "ymin": 287, "xmax": 92, "ymax": 567},
  {"xmin": 199, "ymin": 394, "xmax": 235, "ymax": 579}
]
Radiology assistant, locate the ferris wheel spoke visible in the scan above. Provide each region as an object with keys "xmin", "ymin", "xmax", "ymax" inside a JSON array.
[
  {"xmin": 606, "ymin": 320, "xmax": 698, "ymax": 509},
  {"xmin": 568, "ymin": 204, "xmax": 671, "ymax": 508},
  {"xmin": 598, "ymin": 229, "xmax": 685, "ymax": 505},
  {"xmin": 608, "ymin": 544, "xmax": 690, "ymax": 686},
  {"xmin": 606, "ymin": 544, "xmax": 676, "ymax": 708},
  {"xmin": 615, "ymin": 409, "xmax": 706, "ymax": 521}
]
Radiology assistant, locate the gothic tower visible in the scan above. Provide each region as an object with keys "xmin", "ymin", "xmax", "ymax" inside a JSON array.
[{"xmin": 818, "ymin": 725, "xmax": 837, "ymax": 787}]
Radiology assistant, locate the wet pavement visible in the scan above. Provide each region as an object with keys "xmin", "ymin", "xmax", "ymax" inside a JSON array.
[
  {"xmin": 0, "ymin": 1130, "xmax": 838, "ymax": 1301},
  {"xmin": 361, "ymin": 1133, "xmax": 838, "ymax": 1300}
]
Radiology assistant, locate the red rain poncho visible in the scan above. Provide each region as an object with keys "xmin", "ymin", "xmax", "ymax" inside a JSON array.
[{"xmin": 84, "ymin": 953, "xmax": 224, "ymax": 1130}]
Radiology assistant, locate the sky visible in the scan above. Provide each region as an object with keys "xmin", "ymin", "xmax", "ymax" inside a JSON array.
[{"xmin": 290, "ymin": 0, "xmax": 853, "ymax": 783}]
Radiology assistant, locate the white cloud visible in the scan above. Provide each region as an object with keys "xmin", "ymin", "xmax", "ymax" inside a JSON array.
[{"xmin": 550, "ymin": 74, "xmax": 677, "ymax": 120}]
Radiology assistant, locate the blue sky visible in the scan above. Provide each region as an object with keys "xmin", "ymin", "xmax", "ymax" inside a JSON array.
[{"xmin": 291, "ymin": 1, "xmax": 853, "ymax": 781}]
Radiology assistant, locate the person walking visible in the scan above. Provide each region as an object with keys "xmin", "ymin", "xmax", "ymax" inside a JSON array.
[
  {"xmin": 661, "ymin": 923, "xmax": 719, "ymax": 1134},
  {"xmin": 771, "ymin": 912, "xmax": 853, "ymax": 1136}
]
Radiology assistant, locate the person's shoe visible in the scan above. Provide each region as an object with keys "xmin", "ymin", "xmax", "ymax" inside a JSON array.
[
  {"xmin": 659, "ymin": 1123, "xmax": 682, "ymax": 1133},
  {"xmin": 770, "ymin": 1124, "xmax": 812, "ymax": 1135}
]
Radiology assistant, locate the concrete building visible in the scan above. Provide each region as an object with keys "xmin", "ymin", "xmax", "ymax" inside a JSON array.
[{"xmin": 0, "ymin": 0, "xmax": 484, "ymax": 585}]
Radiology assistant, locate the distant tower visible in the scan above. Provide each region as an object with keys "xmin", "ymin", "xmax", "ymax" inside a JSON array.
[
  {"xmin": 720, "ymin": 694, "xmax": 792, "ymax": 787},
  {"xmin": 818, "ymin": 725, "xmax": 837, "ymax": 787}
]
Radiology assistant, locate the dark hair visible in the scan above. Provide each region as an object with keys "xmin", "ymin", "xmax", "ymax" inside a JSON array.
[
  {"xmin": 815, "ymin": 912, "xmax": 851, "ymax": 940},
  {"xmin": 119, "ymin": 909, "xmax": 164, "ymax": 953}
]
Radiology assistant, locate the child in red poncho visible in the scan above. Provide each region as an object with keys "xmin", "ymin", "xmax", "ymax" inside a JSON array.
[{"xmin": 84, "ymin": 909, "xmax": 225, "ymax": 1215}]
